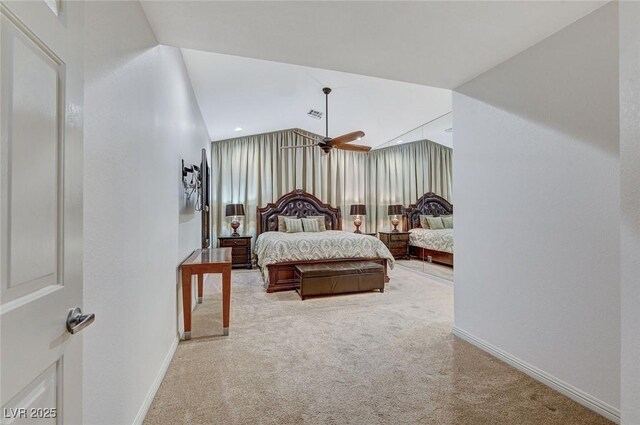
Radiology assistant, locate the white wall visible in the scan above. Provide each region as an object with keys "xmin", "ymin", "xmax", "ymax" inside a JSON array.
[
  {"xmin": 619, "ymin": 2, "xmax": 640, "ymax": 424},
  {"xmin": 83, "ymin": 2, "xmax": 210, "ymax": 424},
  {"xmin": 453, "ymin": 3, "xmax": 620, "ymax": 420}
]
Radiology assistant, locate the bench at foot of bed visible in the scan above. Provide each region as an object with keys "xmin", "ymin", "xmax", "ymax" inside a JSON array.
[
  {"xmin": 264, "ymin": 258, "xmax": 389, "ymax": 293},
  {"xmin": 295, "ymin": 261, "xmax": 385, "ymax": 300}
]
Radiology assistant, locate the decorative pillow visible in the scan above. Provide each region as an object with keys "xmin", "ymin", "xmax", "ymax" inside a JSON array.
[
  {"xmin": 419, "ymin": 215, "xmax": 434, "ymax": 229},
  {"xmin": 441, "ymin": 215, "xmax": 453, "ymax": 229},
  {"xmin": 307, "ymin": 215, "xmax": 327, "ymax": 231},
  {"xmin": 284, "ymin": 218, "xmax": 304, "ymax": 233},
  {"xmin": 426, "ymin": 216, "xmax": 445, "ymax": 230},
  {"xmin": 302, "ymin": 218, "xmax": 320, "ymax": 232},
  {"xmin": 277, "ymin": 215, "xmax": 297, "ymax": 232}
]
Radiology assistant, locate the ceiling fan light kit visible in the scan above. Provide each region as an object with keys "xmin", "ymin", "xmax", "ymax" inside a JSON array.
[{"xmin": 284, "ymin": 87, "xmax": 371, "ymax": 155}]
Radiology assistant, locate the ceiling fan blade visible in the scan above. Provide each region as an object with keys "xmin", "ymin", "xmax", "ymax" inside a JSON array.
[
  {"xmin": 331, "ymin": 131, "xmax": 365, "ymax": 146},
  {"xmin": 294, "ymin": 131, "xmax": 322, "ymax": 143},
  {"xmin": 335, "ymin": 143, "xmax": 371, "ymax": 152},
  {"xmin": 280, "ymin": 143, "xmax": 318, "ymax": 150}
]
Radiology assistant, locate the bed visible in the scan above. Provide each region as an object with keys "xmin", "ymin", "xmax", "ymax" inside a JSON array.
[
  {"xmin": 405, "ymin": 192, "xmax": 454, "ymax": 267},
  {"xmin": 255, "ymin": 190, "xmax": 395, "ymax": 292}
]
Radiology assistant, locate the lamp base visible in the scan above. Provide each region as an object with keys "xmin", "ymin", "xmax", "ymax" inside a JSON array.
[
  {"xmin": 354, "ymin": 216, "xmax": 362, "ymax": 234},
  {"xmin": 391, "ymin": 216, "xmax": 400, "ymax": 233},
  {"xmin": 231, "ymin": 220, "xmax": 240, "ymax": 237}
]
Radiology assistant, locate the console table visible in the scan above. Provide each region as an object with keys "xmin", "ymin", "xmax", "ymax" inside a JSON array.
[{"xmin": 180, "ymin": 248, "xmax": 232, "ymax": 339}]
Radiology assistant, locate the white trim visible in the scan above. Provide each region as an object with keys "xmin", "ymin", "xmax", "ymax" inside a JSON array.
[
  {"xmin": 132, "ymin": 336, "xmax": 179, "ymax": 425},
  {"xmin": 452, "ymin": 326, "xmax": 620, "ymax": 424}
]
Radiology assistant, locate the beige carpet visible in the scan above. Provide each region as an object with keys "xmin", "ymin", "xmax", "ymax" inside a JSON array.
[
  {"xmin": 144, "ymin": 266, "xmax": 611, "ymax": 425},
  {"xmin": 396, "ymin": 258, "xmax": 454, "ymax": 282}
]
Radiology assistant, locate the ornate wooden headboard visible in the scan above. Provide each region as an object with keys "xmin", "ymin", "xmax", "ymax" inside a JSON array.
[
  {"xmin": 256, "ymin": 190, "xmax": 342, "ymax": 236},
  {"xmin": 405, "ymin": 192, "xmax": 453, "ymax": 229}
]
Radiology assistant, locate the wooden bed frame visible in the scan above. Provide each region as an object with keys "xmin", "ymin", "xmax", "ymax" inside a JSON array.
[
  {"xmin": 256, "ymin": 190, "xmax": 389, "ymax": 293},
  {"xmin": 405, "ymin": 192, "xmax": 454, "ymax": 267}
]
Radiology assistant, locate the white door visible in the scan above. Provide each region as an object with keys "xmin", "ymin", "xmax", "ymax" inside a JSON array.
[{"xmin": 1, "ymin": 1, "xmax": 85, "ymax": 424}]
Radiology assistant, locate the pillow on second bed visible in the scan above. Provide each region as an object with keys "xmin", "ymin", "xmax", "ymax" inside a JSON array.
[
  {"xmin": 419, "ymin": 215, "xmax": 434, "ymax": 229},
  {"xmin": 425, "ymin": 216, "xmax": 445, "ymax": 230},
  {"xmin": 441, "ymin": 215, "xmax": 453, "ymax": 229}
]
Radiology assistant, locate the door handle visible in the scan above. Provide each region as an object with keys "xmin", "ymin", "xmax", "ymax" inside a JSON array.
[{"xmin": 66, "ymin": 307, "xmax": 95, "ymax": 334}]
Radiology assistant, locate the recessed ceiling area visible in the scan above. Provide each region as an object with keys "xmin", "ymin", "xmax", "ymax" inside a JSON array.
[
  {"xmin": 181, "ymin": 49, "xmax": 452, "ymax": 148},
  {"xmin": 142, "ymin": 1, "xmax": 606, "ymax": 89}
]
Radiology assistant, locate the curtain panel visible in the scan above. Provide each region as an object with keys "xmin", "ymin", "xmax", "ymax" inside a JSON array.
[
  {"xmin": 210, "ymin": 129, "xmax": 452, "ymax": 243},
  {"xmin": 367, "ymin": 139, "xmax": 453, "ymax": 232},
  {"xmin": 210, "ymin": 129, "xmax": 368, "ymax": 242}
]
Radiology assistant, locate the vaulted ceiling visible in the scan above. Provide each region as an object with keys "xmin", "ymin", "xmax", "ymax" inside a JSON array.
[{"xmin": 180, "ymin": 49, "xmax": 452, "ymax": 147}]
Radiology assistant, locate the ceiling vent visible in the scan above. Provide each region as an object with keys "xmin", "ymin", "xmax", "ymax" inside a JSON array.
[{"xmin": 307, "ymin": 109, "xmax": 323, "ymax": 120}]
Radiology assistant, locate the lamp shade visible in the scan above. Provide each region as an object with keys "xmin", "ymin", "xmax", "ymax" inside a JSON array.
[
  {"xmin": 387, "ymin": 205, "xmax": 403, "ymax": 215},
  {"xmin": 350, "ymin": 204, "xmax": 367, "ymax": 216},
  {"xmin": 225, "ymin": 204, "xmax": 245, "ymax": 217}
]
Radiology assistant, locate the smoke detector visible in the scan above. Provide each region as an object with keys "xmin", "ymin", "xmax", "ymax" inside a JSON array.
[{"xmin": 307, "ymin": 109, "xmax": 323, "ymax": 120}]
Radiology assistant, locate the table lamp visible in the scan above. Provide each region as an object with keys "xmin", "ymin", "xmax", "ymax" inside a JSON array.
[
  {"xmin": 387, "ymin": 205, "xmax": 403, "ymax": 233},
  {"xmin": 349, "ymin": 204, "xmax": 367, "ymax": 234},
  {"xmin": 225, "ymin": 204, "xmax": 245, "ymax": 236}
]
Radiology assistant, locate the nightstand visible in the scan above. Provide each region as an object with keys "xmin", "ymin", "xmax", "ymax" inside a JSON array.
[
  {"xmin": 362, "ymin": 232, "xmax": 377, "ymax": 237},
  {"xmin": 378, "ymin": 231, "xmax": 410, "ymax": 260},
  {"xmin": 217, "ymin": 236, "xmax": 252, "ymax": 269}
]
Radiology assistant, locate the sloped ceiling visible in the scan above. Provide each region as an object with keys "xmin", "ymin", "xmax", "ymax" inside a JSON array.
[
  {"xmin": 142, "ymin": 1, "xmax": 606, "ymax": 89},
  {"xmin": 181, "ymin": 49, "xmax": 452, "ymax": 147}
]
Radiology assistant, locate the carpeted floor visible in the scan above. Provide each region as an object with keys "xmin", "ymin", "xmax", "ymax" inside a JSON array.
[
  {"xmin": 396, "ymin": 258, "xmax": 454, "ymax": 282},
  {"xmin": 144, "ymin": 266, "xmax": 611, "ymax": 425}
]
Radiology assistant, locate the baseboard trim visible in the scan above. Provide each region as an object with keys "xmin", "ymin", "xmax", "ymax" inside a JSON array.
[
  {"xmin": 132, "ymin": 336, "xmax": 179, "ymax": 425},
  {"xmin": 452, "ymin": 326, "xmax": 620, "ymax": 424}
]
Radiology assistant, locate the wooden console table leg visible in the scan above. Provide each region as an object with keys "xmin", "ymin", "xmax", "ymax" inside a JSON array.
[
  {"xmin": 222, "ymin": 265, "xmax": 231, "ymax": 336},
  {"xmin": 197, "ymin": 273, "xmax": 204, "ymax": 304},
  {"xmin": 181, "ymin": 268, "xmax": 192, "ymax": 340}
]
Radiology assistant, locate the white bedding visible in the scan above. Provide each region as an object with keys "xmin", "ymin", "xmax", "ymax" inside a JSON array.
[
  {"xmin": 254, "ymin": 230, "xmax": 395, "ymax": 283},
  {"xmin": 409, "ymin": 228, "xmax": 454, "ymax": 254}
]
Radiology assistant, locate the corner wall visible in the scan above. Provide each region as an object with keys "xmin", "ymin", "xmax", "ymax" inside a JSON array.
[
  {"xmin": 83, "ymin": 2, "xmax": 210, "ymax": 424},
  {"xmin": 619, "ymin": 2, "xmax": 640, "ymax": 424},
  {"xmin": 452, "ymin": 3, "xmax": 620, "ymax": 420}
]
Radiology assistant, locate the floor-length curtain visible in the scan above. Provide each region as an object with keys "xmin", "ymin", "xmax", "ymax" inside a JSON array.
[
  {"xmin": 366, "ymin": 140, "xmax": 452, "ymax": 232},
  {"xmin": 210, "ymin": 129, "xmax": 368, "ymax": 244},
  {"xmin": 211, "ymin": 130, "xmax": 452, "ymax": 244}
]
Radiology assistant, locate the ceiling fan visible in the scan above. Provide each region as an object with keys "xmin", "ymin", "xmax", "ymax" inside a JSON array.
[{"xmin": 281, "ymin": 87, "xmax": 370, "ymax": 155}]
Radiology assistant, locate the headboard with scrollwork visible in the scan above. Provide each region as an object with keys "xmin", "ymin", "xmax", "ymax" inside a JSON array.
[
  {"xmin": 256, "ymin": 190, "xmax": 342, "ymax": 236},
  {"xmin": 405, "ymin": 192, "xmax": 453, "ymax": 229}
]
